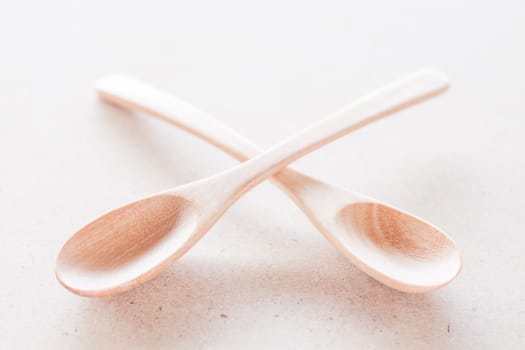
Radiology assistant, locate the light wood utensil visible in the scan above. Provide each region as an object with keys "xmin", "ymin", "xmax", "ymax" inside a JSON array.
[
  {"xmin": 56, "ymin": 70, "xmax": 460, "ymax": 297},
  {"xmin": 96, "ymin": 72, "xmax": 462, "ymax": 294}
]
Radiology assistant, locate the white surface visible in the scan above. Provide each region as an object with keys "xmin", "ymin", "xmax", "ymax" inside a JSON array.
[{"xmin": 0, "ymin": 1, "xmax": 524, "ymax": 349}]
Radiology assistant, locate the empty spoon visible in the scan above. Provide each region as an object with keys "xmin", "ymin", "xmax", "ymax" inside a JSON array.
[
  {"xmin": 57, "ymin": 70, "xmax": 460, "ymax": 297},
  {"xmin": 96, "ymin": 72, "xmax": 462, "ymax": 295}
]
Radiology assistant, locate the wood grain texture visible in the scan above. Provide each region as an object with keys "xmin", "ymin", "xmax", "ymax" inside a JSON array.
[
  {"xmin": 96, "ymin": 72, "xmax": 461, "ymax": 293},
  {"xmin": 56, "ymin": 70, "xmax": 460, "ymax": 297}
]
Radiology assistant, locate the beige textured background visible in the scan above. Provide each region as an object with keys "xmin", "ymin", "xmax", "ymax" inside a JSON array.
[{"xmin": 1, "ymin": 1, "xmax": 524, "ymax": 349}]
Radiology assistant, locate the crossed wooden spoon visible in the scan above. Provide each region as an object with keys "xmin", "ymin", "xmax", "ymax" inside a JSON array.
[{"xmin": 56, "ymin": 70, "xmax": 461, "ymax": 297}]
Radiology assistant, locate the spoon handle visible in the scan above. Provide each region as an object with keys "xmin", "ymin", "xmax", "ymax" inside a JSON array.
[
  {"xmin": 97, "ymin": 71, "xmax": 447, "ymax": 195},
  {"xmin": 96, "ymin": 74, "xmax": 337, "ymax": 200},
  {"xmin": 222, "ymin": 70, "xmax": 448, "ymax": 194},
  {"xmin": 97, "ymin": 75, "xmax": 262, "ymax": 161}
]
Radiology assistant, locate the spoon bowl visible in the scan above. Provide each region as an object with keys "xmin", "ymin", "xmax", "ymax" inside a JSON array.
[
  {"xmin": 57, "ymin": 190, "xmax": 460, "ymax": 296},
  {"xmin": 56, "ymin": 194, "xmax": 200, "ymax": 296},
  {"xmin": 334, "ymin": 202, "xmax": 460, "ymax": 291},
  {"xmin": 280, "ymin": 174, "xmax": 460, "ymax": 292}
]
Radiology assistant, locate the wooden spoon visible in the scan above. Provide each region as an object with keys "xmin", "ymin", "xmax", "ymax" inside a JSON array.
[
  {"xmin": 95, "ymin": 72, "xmax": 462, "ymax": 295},
  {"xmin": 57, "ymin": 70, "xmax": 459, "ymax": 297}
]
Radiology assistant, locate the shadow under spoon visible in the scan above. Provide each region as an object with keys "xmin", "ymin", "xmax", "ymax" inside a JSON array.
[{"xmin": 56, "ymin": 70, "xmax": 460, "ymax": 297}]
